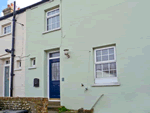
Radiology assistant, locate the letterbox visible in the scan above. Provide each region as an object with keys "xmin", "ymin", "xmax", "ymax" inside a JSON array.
[{"xmin": 34, "ymin": 78, "xmax": 39, "ymax": 87}]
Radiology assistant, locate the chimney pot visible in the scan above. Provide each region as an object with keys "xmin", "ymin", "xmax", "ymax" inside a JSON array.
[{"xmin": 11, "ymin": 3, "xmax": 14, "ymax": 6}]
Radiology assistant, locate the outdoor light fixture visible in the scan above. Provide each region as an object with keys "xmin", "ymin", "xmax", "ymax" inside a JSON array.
[
  {"xmin": 64, "ymin": 49, "xmax": 70, "ymax": 58},
  {"xmin": 5, "ymin": 49, "xmax": 12, "ymax": 53}
]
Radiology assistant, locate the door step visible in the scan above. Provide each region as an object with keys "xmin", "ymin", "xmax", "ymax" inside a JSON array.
[
  {"xmin": 48, "ymin": 101, "xmax": 60, "ymax": 111},
  {"xmin": 48, "ymin": 101, "xmax": 60, "ymax": 106},
  {"xmin": 48, "ymin": 102, "xmax": 78, "ymax": 113}
]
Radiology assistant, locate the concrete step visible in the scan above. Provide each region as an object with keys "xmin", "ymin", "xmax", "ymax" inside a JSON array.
[
  {"xmin": 48, "ymin": 101, "xmax": 60, "ymax": 106},
  {"xmin": 48, "ymin": 105, "xmax": 61, "ymax": 111}
]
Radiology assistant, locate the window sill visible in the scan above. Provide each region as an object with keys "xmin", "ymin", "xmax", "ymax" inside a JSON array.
[
  {"xmin": 91, "ymin": 82, "xmax": 120, "ymax": 87},
  {"xmin": 42, "ymin": 28, "xmax": 61, "ymax": 35},
  {"xmin": 14, "ymin": 68, "xmax": 22, "ymax": 71},
  {"xmin": 0, "ymin": 33, "xmax": 11, "ymax": 38},
  {"xmin": 28, "ymin": 67, "xmax": 36, "ymax": 70}
]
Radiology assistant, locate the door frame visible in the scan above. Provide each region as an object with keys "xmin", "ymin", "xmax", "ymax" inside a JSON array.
[
  {"xmin": 3, "ymin": 60, "xmax": 10, "ymax": 97},
  {"xmin": 47, "ymin": 50, "xmax": 60, "ymax": 101}
]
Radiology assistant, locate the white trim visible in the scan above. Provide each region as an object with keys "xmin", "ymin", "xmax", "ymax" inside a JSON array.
[
  {"xmin": 49, "ymin": 56, "xmax": 60, "ymax": 60},
  {"xmin": 42, "ymin": 27, "xmax": 61, "ymax": 35},
  {"xmin": 3, "ymin": 59, "xmax": 10, "ymax": 97},
  {"xmin": 49, "ymin": 100, "xmax": 60, "ymax": 102},
  {"xmin": 28, "ymin": 67, "xmax": 36, "ymax": 70},
  {"xmin": 14, "ymin": 68, "xmax": 22, "ymax": 71},
  {"xmin": 95, "ymin": 77, "xmax": 118, "ymax": 84},
  {"xmin": 0, "ymin": 33, "xmax": 11, "ymax": 38},
  {"xmin": 47, "ymin": 50, "xmax": 60, "ymax": 100},
  {"xmin": 91, "ymin": 82, "xmax": 120, "ymax": 87}
]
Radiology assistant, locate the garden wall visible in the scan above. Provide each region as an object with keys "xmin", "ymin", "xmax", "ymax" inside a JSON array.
[{"xmin": 0, "ymin": 97, "xmax": 48, "ymax": 113}]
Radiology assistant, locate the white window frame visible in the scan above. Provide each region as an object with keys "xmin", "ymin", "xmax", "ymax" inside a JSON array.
[
  {"xmin": 94, "ymin": 46, "xmax": 118, "ymax": 84},
  {"xmin": 14, "ymin": 60, "xmax": 22, "ymax": 71},
  {"xmin": 31, "ymin": 58, "xmax": 36, "ymax": 67},
  {"xmin": 3, "ymin": 25, "xmax": 11, "ymax": 35},
  {"xmin": 46, "ymin": 8, "xmax": 60, "ymax": 32},
  {"xmin": 17, "ymin": 60, "xmax": 21, "ymax": 68}
]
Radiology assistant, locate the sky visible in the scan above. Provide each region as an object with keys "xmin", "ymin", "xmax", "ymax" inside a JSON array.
[{"xmin": 0, "ymin": 0, "xmax": 41, "ymax": 16}]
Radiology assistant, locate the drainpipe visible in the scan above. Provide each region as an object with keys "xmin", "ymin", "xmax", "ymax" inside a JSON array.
[{"xmin": 10, "ymin": 1, "xmax": 16, "ymax": 97}]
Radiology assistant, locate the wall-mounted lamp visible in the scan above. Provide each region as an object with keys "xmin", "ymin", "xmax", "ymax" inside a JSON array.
[
  {"xmin": 64, "ymin": 49, "xmax": 70, "ymax": 58},
  {"xmin": 5, "ymin": 49, "xmax": 12, "ymax": 53}
]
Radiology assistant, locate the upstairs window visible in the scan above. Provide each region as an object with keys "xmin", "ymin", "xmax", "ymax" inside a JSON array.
[
  {"xmin": 3, "ymin": 25, "xmax": 11, "ymax": 34},
  {"xmin": 46, "ymin": 8, "xmax": 60, "ymax": 31}
]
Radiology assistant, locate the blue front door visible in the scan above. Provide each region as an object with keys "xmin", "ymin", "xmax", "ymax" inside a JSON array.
[
  {"xmin": 4, "ymin": 66, "xmax": 9, "ymax": 97},
  {"xmin": 49, "ymin": 58, "xmax": 60, "ymax": 98}
]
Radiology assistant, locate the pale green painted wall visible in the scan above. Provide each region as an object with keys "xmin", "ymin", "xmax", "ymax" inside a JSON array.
[{"xmin": 26, "ymin": 0, "xmax": 150, "ymax": 112}]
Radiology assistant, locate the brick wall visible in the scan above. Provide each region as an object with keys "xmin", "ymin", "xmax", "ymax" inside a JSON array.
[{"xmin": 0, "ymin": 97, "xmax": 48, "ymax": 113}]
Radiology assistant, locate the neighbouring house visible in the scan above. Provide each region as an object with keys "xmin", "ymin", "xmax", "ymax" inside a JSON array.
[
  {"xmin": 0, "ymin": 3, "xmax": 26, "ymax": 97},
  {"xmin": 0, "ymin": 0, "xmax": 49, "ymax": 97}
]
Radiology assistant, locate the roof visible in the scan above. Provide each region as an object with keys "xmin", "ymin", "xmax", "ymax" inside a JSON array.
[{"xmin": 0, "ymin": 0, "xmax": 49, "ymax": 21}]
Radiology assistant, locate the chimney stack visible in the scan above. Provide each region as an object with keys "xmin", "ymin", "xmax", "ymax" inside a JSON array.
[
  {"xmin": 3, "ymin": 3, "xmax": 14, "ymax": 16},
  {"xmin": 2, "ymin": 3, "xmax": 20, "ymax": 16}
]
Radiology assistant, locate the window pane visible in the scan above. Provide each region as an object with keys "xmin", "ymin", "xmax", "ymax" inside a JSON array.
[
  {"xmin": 57, "ymin": 15, "xmax": 60, "ymax": 22},
  {"xmin": 20, "ymin": 62, "xmax": 21, "ymax": 67},
  {"xmin": 109, "ymin": 54, "xmax": 114, "ymax": 60},
  {"xmin": 102, "ymin": 49, "xmax": 108, "ymax": 55},
  {"xmin": 96, "ymin": 50, "xmax": 101, "ymax": 56},
  {"xmin": 56, "ymin": 9, "xmax": 59, "ymax": 13},
  {"xmin": 54, "ymin": 16, "xmax": 57, "ymax": 22},
  {"xmin": 110, "ymin": 70, "xmax": 117, "ymax": 77},
  {"xmin": 96, "ymin": 72, "xmax": 103, "ymax": 78},
  {"xmin": 55, "ymin": 10, "xmax": 57, "ymax": 14},
  {"xmin": 102, "ymin": 55, "xmax": 108, "ymax": 61},
  {"xmin": 103, "ymin": 71, "xmax": 110, "ymax": 77},
  {"xmin": 110, "ymin": 62, "xmax": 116, "ymax": 69},
  {"xmin": 96, "ymin": 64, "xmax": 102, "ymax": 71},
  {"xmin": 96, "ymin": 57, "xmax": 101, "ymax": 62},
  {"xmin": 47, "ymin": 25, "xmax": 51, "ymax": 31},
  {"xmin": 103, "ymin": 63, "xmax": 109, "ymax": 71},
  {"xmin": 47, "ymin": 12, "xmax": 52, "ymax": 16},
  {"xmin": 57, "ymin": 22, "xmax": 60, "ymax": 28},
  {"xmin": 49, "ymin": 52, "xmax": 60, "ymax": 58},
  {"xmin": 4, "ymin": 25, "xmax": 11, "ymax": 34},
  {"xmin": 52, "ymin": 62, "xmax": 60, "ymax": 81},
  {"xmin": 51, "ymin": 11, "xmax": 55, "ymax": 15},
  {"xmin": 47, "ymin": 18, "xmax": 52, "ymax": 25},
  {"xmin": 33, "ymin": 59, "xmax": 35, "ymax": 65},
  {"xmin": 52, "ymin": 24, "xmax": 56, "ymax": 29},
  {"xmin": 109, "ymin": 48, "xmax": 114, "ymax": 54},
  {"xmin": 52, "ymin": 17, "xmax": 55, "ymax": 23}
]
